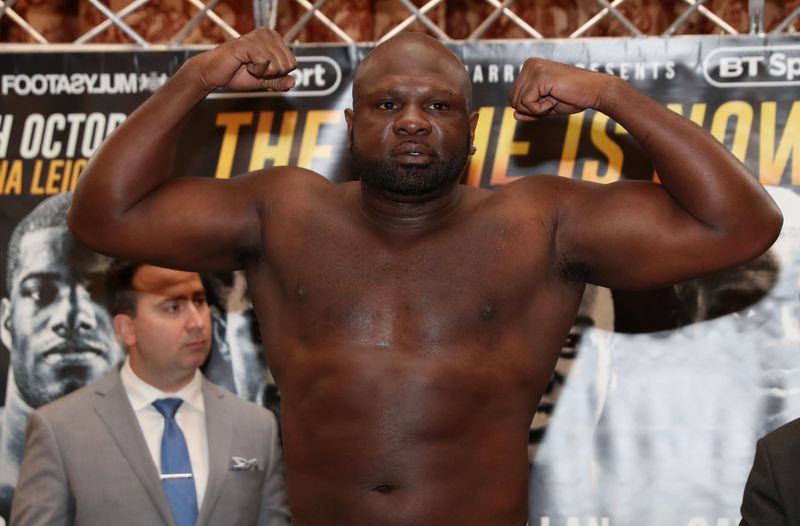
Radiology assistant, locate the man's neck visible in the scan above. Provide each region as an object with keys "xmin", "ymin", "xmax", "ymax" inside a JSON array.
[
  {"xmin": 128, "ymin": 361, "xmax": 196, "ymax": 393},
  {"xmin": 358, "ymin": 180, "xmax": 463, "ymax": 232}
]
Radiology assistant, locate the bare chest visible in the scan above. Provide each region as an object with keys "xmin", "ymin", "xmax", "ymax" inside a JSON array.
[{"xmin": 253, "ymin": 204, "xmax": 559, "ymax": 350}]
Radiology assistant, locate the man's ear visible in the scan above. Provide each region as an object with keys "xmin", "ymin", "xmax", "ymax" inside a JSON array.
[
  {"xmin": 113, "ymin": 314, "xmax": 136, "ymax": 349},
  {"xmin": 0, "ymin": 297, "xmax": 11, "ymax": 352},
  {"xmin": 344, "ymin": 108, "xmax": 354, "ymax": 149},
  {"xmin": 468, "ymin": 110, "xmax": 480, "ymax": 145}
]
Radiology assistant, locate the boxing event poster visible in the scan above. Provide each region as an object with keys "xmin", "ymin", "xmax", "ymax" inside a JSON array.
[{"xmin": 0, "ymin": 35, "xmax": 799, "ymax": 525}]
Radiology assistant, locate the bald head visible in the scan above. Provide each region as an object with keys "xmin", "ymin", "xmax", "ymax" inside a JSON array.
[{"xmin": 353, "ymin": 32, "xmax": 472, "ymax": 110}]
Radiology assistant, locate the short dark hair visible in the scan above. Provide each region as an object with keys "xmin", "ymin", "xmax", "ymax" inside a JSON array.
[
  {"xmin": 6, "ymin": 193, "xmax": 73, "ymax": 292},
  {"xmin": 105, "ymin": 260, "xmax": 145, "ymax": 316}
]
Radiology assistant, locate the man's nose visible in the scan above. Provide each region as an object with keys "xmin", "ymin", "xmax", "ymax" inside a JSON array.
[
  {"xmin": 51, "ymin": 285, "xmax": 97, "ymax": 338},
  {"xmin": 393, "ymin": 105, "xmax": 431, "ymax": 135},
  {"xmin": 185, "ymin": 303, "xmax": 207, "ymax": 332}
]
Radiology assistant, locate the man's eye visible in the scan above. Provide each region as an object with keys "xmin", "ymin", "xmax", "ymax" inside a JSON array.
[
  {"xmin": 85, "ymin": 276, "xmax": 107, "ymax": 305},
  {"xmin": 163, "ymin": 303, "xmax": 182, "ymax": 314},
  {"xmin": 378, "ymin": 101, "xmax": 397, "ymax": 110},
  {"xmin": 21, "ymin": 280, "xmax": 58, "ymax": 307},
  {"xmin": 429, "ymin": 102, "xmax": 448, "ymax": 111}
]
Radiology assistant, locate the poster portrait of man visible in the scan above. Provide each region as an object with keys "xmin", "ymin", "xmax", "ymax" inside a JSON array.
[{"xmin": 0, "ymin": 192, "xmax": 125, "ymax": 518}]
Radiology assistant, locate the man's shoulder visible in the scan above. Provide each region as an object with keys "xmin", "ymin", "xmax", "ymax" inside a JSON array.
[
  {"xmin": 488, "ymin": 174, "xmax": 583, "ymax": 208},
  {"xmin": 243, "ymin": 165, "xmax": 335, "ymax": 197},
  {"xmin": 243, "ymin": 166, "xmax": 348, "ymax": 218}
]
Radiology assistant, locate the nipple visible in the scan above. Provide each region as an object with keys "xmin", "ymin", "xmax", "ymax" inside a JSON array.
[
  {"xmin": 370, "ymin": 484, "xmax": 395, "ymax": 494},
  {"xmin": 480, "ymin": 302, "xmax": 496, "ymax": 321}
]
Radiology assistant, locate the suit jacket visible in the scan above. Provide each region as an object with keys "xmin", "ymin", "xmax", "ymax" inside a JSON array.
[
  {"xmin": 740, "ymin": 417, "xmax": 800, "ymax": 526},
  {"xmin": 9, "ymin": 368, "xmax": 290, "ymax": 526}
]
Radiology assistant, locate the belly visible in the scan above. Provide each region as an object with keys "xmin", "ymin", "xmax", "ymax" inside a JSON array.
[{"xmin": 277, "ymin": 344, "xmax": 540, "ymax": 526}]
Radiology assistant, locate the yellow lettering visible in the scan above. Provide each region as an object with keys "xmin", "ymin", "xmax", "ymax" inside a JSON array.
[
  {"xmin": 710, "ymin": 101, "xmax": 752, "ymax": 163},
  {"xmin": 249, "ymin": 111, "xmax": 298, "ymax": 169},
  {"xmin": 298, "ymin": 110, "xmax": 340, "ymax": 170},
  {"xmin": 466, "ymin": 107, "xmax": 494, "ymax": 187},
  {"xmin": 0, "ymin": 160, "xmax": 23, "ymax": 195},
  {"xmin": 760, "ymin": 101, "xmax": 800, "ymax": 186},
  {"xmin": 666, "ymin": 103, "xmax": 682, "ymax": 115},
  {"xmin": 30, "ymin": 160, "xmax": 45, "ymax": 195},
  {"xmin": 559, "ymin": 112, "xmax": 585, "ymax": 179},
  {"xmin": 688, "ymin": 103, "xmax": 708, "ymax": 127},
  {"xmin": 67, "ymin": 159, "xmax": 86, "ymax": 192},
  {"xmin": 45, "ymin": 159, "xmax": 65, "ymax": 194},
  {"xmin": 491, "ymin": 107, "xmax": 528, "ymax": 186},
  {"xmin": 0, "ymin": 160, "xmax": 6, "ymax": 191},
  {"xmin": 215, "ymin": 112, "xmax": 254, "ymax": 179},
  {"xmin": 582, "ymin": 113, "xmax": 623, "ymax": 183}
]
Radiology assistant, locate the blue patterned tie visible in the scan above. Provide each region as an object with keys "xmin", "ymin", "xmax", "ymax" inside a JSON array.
[{"xmin": 153, "ymin": 398, "xmax": 198, "ymax": 526}]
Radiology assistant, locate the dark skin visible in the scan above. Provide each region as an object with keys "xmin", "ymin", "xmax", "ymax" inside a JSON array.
[{"xmin": 68, "ymin": 29, "xmax": 782, "ymax": 526}]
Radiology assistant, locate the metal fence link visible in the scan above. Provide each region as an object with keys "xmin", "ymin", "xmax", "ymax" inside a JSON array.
[{"xmin": 0, "ymin": 0, "xmax": 798, "ymax": 46}]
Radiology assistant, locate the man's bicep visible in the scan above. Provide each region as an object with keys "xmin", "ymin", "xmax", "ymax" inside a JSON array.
[
  {"xmin": 556, "ymin": 180, "xmax": 737, "ymax": 290},
  {"xmin": 72, "ymin": 171, "xmax": 272, "ymax": 273}
]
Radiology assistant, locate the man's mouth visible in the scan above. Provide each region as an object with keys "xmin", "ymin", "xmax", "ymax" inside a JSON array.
[
  {"xmin": 184, "ymin": 339, "xmax": 208, "ymax": 351},
  {"xmin": 42, "ymin": 343, "xmax": 104, "ymax": 362},
  {"xmin": 390, "ymin": 142, "xmax": 435, "ymax": 163}
]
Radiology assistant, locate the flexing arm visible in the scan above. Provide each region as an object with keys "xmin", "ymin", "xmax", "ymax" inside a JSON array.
[
  {"xmin": 68, "ymin": 29, "xmax": 297, "ymax": 271},
  {"xmin": 509, "ymin": 59, "xmax": 783, "ymax": 289}
]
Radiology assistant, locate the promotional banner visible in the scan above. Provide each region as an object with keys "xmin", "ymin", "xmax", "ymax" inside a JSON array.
[{"xmin": 1, "ymin": 34, "xmax": 799, "ymax": 524}]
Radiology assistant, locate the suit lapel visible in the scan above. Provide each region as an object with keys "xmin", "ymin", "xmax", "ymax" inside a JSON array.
[
  {"xmin": 93, "ymin": 370, "xmax": 176, "ymax": 526},
  {"xmin": 197, "ymin": 379, "xmax": 233, "ymax": 526}
]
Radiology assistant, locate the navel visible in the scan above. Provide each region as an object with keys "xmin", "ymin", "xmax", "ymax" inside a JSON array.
[
  {"xmin": 295, "ymin": 283, "xmax": 308, "ymax": 302},
  {"xmin": 480, "ymin": 301, "xmax": 496, "ymax": 321}
]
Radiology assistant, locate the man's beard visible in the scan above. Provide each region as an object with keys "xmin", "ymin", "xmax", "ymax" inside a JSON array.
[
  {"xmin": 15, "ymin": 361, "xmax": 91, "ymax": 409},
  {"xmin": 351, "ymin": 136, "xmax": 470, "ymax": 196}
]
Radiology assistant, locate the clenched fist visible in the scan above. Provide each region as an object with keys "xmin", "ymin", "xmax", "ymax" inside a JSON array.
[
  {"xmin": 510, "ymin": 58, "xmax": 617, "ymax": 121},
  {"xmin": 189, "ymin": 28, "xmax": 298, "ymax": 93}
]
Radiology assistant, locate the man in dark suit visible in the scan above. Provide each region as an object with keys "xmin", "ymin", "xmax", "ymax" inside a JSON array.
[
  {"xmin": 10, "ymin": 262, "xmax": 290, "ymax": 526},
  {"xmin": 740, "ymin": 416, "xmax": 800, "ymax": 526}
]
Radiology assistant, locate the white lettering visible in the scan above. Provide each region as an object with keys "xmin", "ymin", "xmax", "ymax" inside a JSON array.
[
  {"xmin": 81, "ymin": 113, "xmax": 106, "ymax": 157},
  {"xmin": 720, "ymin": 57, "xmax": 743, "ymax": 78},
  {"xmin": 20, "ymin": 114, "xmax": 45, "ymax": 158},
  {"xmin": 0, "ymin": 72, "xmax": 145, "ymax": 96},
  {"xmin": 504, "ymin": 64, "xmax": 515, "ymax": 82},
  {"xmin": 472, "ymin": 65, "xmax": 484, "ymax": 84},
  {"xmin": 64, "ymin": 113, "xmax": 87, "ymax": 157},
  {"xmin": 0, "ymin": 115, "xmax": 12, "ymax": 158},
  {"xmin": 488, "ymin": 64, "xmax": 499, "ymax": 83},
  {"xmin": 742, "ymin": 55, "xmax": 766, "ymax": 76},
  {"xmin": 41, "ymin": 113, "xmax": 66, "ymax": 158},
  {"xmin": 665, "ymin": 61, "xmax": 676, "ymax": 79}
]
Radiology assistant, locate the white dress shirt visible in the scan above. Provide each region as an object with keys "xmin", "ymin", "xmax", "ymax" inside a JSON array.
[{"xmin": 120, "ymin": 358, "xmax": 209, "ymax": 509}]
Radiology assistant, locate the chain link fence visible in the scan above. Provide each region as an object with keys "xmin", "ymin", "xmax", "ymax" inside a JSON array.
[{"xmin": 0, "ymin": 0, "xmax": 799, "ymax": 47}]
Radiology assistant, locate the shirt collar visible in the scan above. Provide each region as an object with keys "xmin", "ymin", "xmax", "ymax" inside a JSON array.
[{"xmin": 120, "ymin": 357, "xmax": 205, "ymax": 414}]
